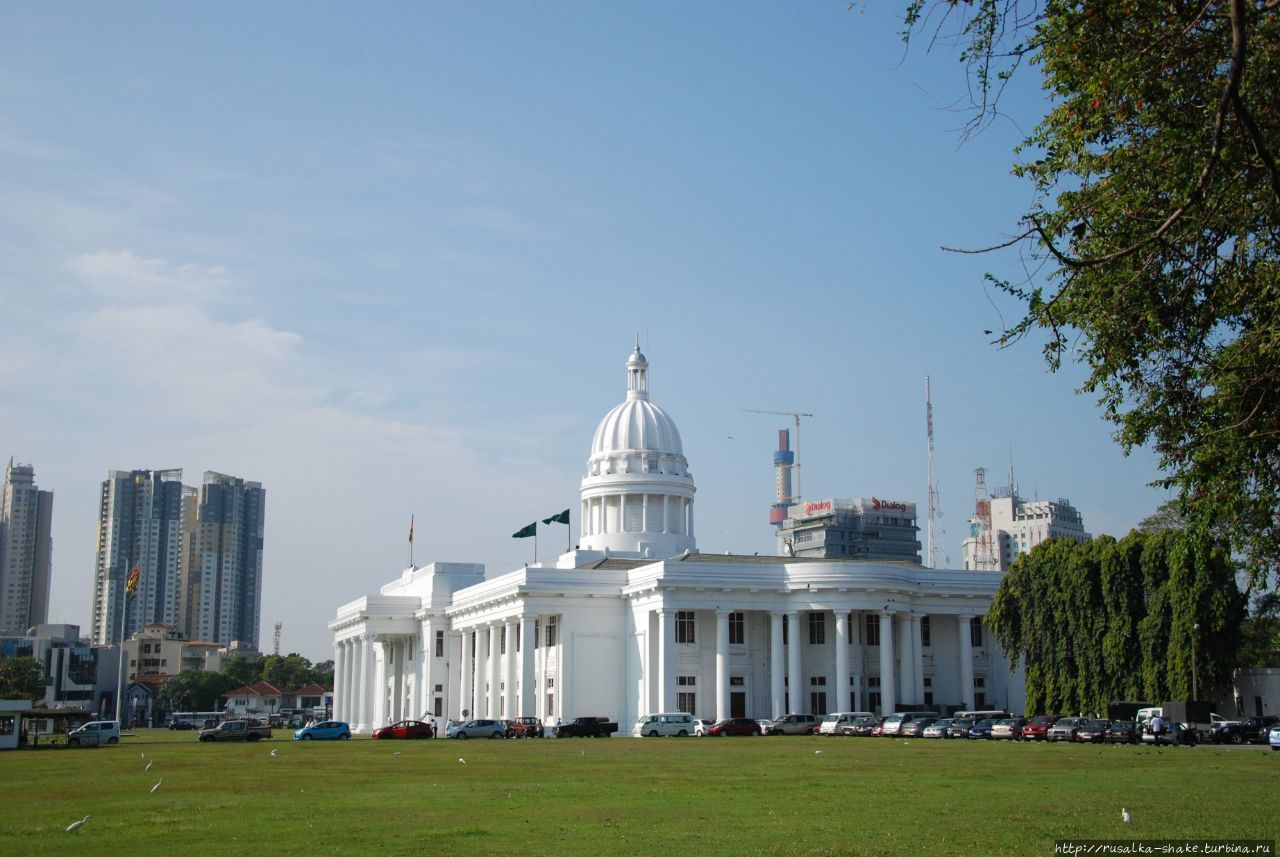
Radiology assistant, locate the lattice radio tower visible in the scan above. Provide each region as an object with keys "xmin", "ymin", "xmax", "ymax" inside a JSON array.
[
  {"xmin": 925, "ymin": 377, "xmax": 951, "ymax": 568},
  {"xmin": 273, "ymin": 621, "xmax": 282, "ymax": 656}
]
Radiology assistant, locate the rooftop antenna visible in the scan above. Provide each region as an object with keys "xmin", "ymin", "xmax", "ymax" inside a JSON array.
[
  {"xmin": 742, "ymin": 409, "xmax": 813, "ymax": 505},
  {"xmin": 925, "ymin": 377, "xmax": 951, "ymax": 568}
]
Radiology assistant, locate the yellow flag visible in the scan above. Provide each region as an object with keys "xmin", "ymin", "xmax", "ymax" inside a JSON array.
[{"xmin": 125, "ymin": 566, "xmax": 140, "ymax": 598}]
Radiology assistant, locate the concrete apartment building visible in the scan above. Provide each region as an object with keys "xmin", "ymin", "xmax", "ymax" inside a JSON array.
[{"xmin": 0, "ymin": 460, "xmax": 54, "ymax": 636}]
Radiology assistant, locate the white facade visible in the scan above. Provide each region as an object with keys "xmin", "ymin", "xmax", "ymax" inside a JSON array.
[
  {"xmin": 962, "ymin": 490, "xmax": 1090, "ymax": 572},
  {"xmin": 332, "ymin": 347, "xmax": 1025, "ymax": 731}
]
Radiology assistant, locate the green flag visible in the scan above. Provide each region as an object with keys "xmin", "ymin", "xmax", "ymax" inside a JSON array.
[
  {"xmin": 512, "ymin": 522, "xmax": 537, "ymax": 539},
  {"xmin": 542, "ymin": 508, "xmax": 570, "ymax": 526}
]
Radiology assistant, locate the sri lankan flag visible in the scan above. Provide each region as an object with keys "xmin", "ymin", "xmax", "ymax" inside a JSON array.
[{"xmin": 125, "ymin": 565, "xmax": 140, "ymax": 599}]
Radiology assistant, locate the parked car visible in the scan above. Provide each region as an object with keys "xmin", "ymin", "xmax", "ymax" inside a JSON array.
[
  {"xmin": 1074, "ymin": 719, "xmax": 1111, "ymax": 743},
  {"xmin": 1104, "ymin": 720, "xmax": 1141, "ymax": 744},
  {"xmin": 991, "ymin": 718, "xmax": 1028, "ymax": 740},
  {"xmin": 633, "ymin": 713, "xmax": 695, "ymax": 737},
  {"xmin": 756, "ymin": 718, "xmax": 774, "ymax": 735},
  {"xmin": 293, "ymin": 720, "xmax": 350, "ymax": 741},
  {"xmin": 695, "ymin": 720, "xmax": 715, "ymax": 737},
  {"xmin": 448, "ymin": 719, "xmax": 507, "ymax": 739},
  {"xmin": 766, "ymin": 714, "xmax": 818, "ymax": 735},
  {"xmin": 371, "ymin": 719, "xmax": 434, "ymax": 740},
  {"xmin": 557, "ymin": 717, "xmax": 619, "ymax": 738},
  {"xmin": 967, "ymin": 718, "xmax": 997, "ymax": 740},
  {"xmin": 900, "ymin": 718, "xmax": 938, "ymax": 738},
  {"xmin": 67, "ymin": 720, "xmax": 120, "ymax": 747},
  {"xmin": 1021, "ymin": 715, "xmax": 1059, "ymax": 741},
  {"xmin": 922, "ymin": 718, "xmax": 953, "ymax": 739},
  {"xmin": 1047, "ymin": 717, "xmax": 1086, "ymax": 742},
  {"xmin": 708, "ymin": 718, "xmax": 762, "ymax": 736},
  {"xmin": 1211, "ymin": 716, "xmax": 1279, "ymax": 745},
  {"xmin": 1142, "ymin": 720, "xmax": 1196, "ymax": 746},
  {"xmin": 819, "ymin": 712, "xmax": 876, "ymax": 735},
  {"xmin": 841, "ymin": 716, "xmax": 882, "ymax": 737},
  {"xmin": 947, "ymin": 718, "xmax": 976, "ymax": 739},
  {"xmin": 512, "ymin": 716, "xmax": 544, "ymax": 738},
  {"xmin": 1268, "ymin": 724, "xmax": 1280, "ymax": 752},
  {"xmin": 167, "ymin": 719, "xmax": 197, "ymax": 731}
]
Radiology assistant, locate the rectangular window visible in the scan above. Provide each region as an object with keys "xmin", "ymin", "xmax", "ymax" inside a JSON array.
[
  {"xmin": 865, "ymin": 614, "xmax": 880, "ymax": 646},
  {"xmin": 433, "ymin": 697, "xmax": 442, "ymax": 717},
  {"xmin": 728, "ymin": 612, "xmax": 744, "ymax": 645},
  {"xmin": 809, "ymin": 676, "xmax": 826, "ymax": 686},
  {"xmin": 500, "ymin": 630, "xmax": 507, "ymax": 655},
  {"xmin": 676, "ymin": 611, "xmax": 696, "ymax": 644},
  {"xmin": 808, "ymin": 612, "xmax": 825, "ymax": 645},
  {"xmin": 546, "ymin": 693, "xmax": 555, "ymax": 717},
  {"xmin": 534, "ymin": 619, "xmax": 540, "ymax": 649},
  {"xmin": 867, "ymin": 676, "xmax": 881, "ymax": 712},
  {"xmin": 730, "ymin": 676, "xmax": 744, "ymax": 687},
  {"xmin": 677, "ymin": 675, "xmax": 696, "ymax": 686},
  {"xmin": 923, "ymin": 676, "xmax": 934, "ymax": 707},
  {"xmin": 546, "ymin": 616, "xmax": 558, "ymax": 648},
  {"xmin": 921, "ymin": 615, "xmax": 931, "ymax": 647},
  {"xmin": 782, "ymin": 614, "xmax": 789, "ymax": 646},
  {"xmin": 435, "ymin": 630, "xmax": 444, "ymax": 658},
  {"xmin": 970, "ymin": 617, "xmax": 984, "ymax": 648},
  {"xmin": 677, "ymin": 692, "xmax": 696, "ymax": 714}
]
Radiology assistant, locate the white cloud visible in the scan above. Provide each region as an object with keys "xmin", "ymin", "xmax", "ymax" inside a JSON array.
[{"xmin": 70, "ymin": 250, "xmax": 233, "ymax": 304}]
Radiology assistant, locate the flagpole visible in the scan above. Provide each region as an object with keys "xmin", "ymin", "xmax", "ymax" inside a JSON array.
[
  {"xmin": 408, "ymin": 514, "xmax": 415, "ymax": 569},
  {"xmin": 534, "ymin": 530, "xmax": 538, "ymax": 565},
  {"xmin": 114, "ymin": 563, "xmax": 128, "ymax": 724}
]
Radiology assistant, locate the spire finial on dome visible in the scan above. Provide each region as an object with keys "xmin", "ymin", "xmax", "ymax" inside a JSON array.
[{"xmin": 626, "ymin": 341, "xmax": 649, "ymax": 400}]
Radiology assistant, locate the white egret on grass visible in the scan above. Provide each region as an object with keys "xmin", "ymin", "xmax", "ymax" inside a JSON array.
[
  {"xmin": 457, "ymin": 758, "xmax": 466, "ymax": 764},
  {"xmin": 1122, "ymin": 808, "xmax": 1132, "ymax": 825},
  {"xmin": 270, "ymin": 748, "xmax": 278, "ymax": 757},
  {"xmin": 145, "ymin": 760, "xmax": 153, "ymax": 771},
  {"xmin": 150, "ymin": 779, "xmax": 163, "ymax": 794},
  {"xmin": 65, "ymin": 816, "xmax": 90, "ymax": 833}
]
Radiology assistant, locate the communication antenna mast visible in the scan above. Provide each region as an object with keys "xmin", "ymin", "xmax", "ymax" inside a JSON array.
[
  {"xmin": 973, "ymin": 467, "xmax": 997, "ymax": 570},
  {"xmin": 742, "ymin": 409, "xmax": 813, "ymax": 505},
  {"xmin": 925, "ymin": 377, "xmax": 951, "ymax": 568},
  {"xmin": 273, "ymin": 621, "xmax": 282, "ymax": 656}
]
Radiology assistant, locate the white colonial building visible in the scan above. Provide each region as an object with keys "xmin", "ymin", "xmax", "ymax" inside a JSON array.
[{"xmin": 331, "ymin": 346, "xmax": 1025, "ymax": 732}]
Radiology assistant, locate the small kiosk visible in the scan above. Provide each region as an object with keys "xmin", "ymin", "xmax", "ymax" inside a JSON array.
[{"xmin": 0, "ymin": 700, "xmax": 33, "ymax": 750}]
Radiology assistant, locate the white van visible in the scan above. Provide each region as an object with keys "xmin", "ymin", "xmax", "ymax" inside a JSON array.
[
  {"xmin": 67, "ymin": 720, "xmax": 121, "ymax": 747},
  {"xmin": 881, "ymin": 711, "xmax": 941, "ymax": 736},
  {"xmin": 633, "ymin": 712, "xmax": 696, "ymax": 737},
  {"xmin": 818, "ymin": 711, "xmax": 875, "ymax": 735}
]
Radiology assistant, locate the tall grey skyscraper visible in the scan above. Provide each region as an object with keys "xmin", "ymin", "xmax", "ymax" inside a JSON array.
[
  {"xmin": 179, "ymin": 472, "xmax": 265, "ymax": 649},
  {"xmin": 90, "ymin": 469, "xmax": 186, "ymax": 645},
  {"xmin": 0, "ymin": 459, "xmax": 54, "ymax": 635}
]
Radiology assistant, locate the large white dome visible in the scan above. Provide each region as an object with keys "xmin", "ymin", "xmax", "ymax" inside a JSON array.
[{"xmin": 579, "ymin": 345, "xmax": 696, "ymax": 558}]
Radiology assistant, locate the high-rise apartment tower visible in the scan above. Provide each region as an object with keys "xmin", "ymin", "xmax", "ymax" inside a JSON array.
[{"xmin": 0, "ymin": 460, "xmax": 54, "ymax": 635}]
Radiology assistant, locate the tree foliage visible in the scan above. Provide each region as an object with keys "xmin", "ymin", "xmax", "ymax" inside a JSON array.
[
  {"xmin": 0, "ymin": 656, "xmax": 47, "ymax": 702},
  {"xmin": 988, "ymin": 529, "xmax": 1246, "ymax": 713},
  {"xmin": 901, "ymin": 1, "xmax": 1280, "ymax": 583}
]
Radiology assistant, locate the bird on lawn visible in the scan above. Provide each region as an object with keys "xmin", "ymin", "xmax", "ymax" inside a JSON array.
[
  {"xmin": 65, "ymin": 815, "xmax": 91, "ymax": 833},
  {"xmin": 140, "ymin": 752, "xmax": 145, "ymax": 760},
  {"xmin": 145, "ymin": 759, "xmax": 153, "ymax": 771},
  {"xmin": 150, "ymin": 778, "xmax": 163, "ymax": 794},
  {"xmin": 814, "ymin": 750, "xmax": 822, "ymax": 755},
  {"xmin": 458, "ymin": 758, "xmax": 466, "ymax": 764},
  {"xmin": 1122, "ymin": 808, "xmax": 1132, "ymax": 825},
  {"xmin": 393, "ymin": 751, "xmax": 401, "ymax": 757},
  {"xmin": 270, "ymin": 748, "xmax": 278, "ymax": 757}
]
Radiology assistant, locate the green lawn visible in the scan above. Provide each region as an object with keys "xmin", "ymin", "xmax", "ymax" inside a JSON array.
[{"xmin": 2, "ymin": 731, "xmax": 1276, "ymax": 856}]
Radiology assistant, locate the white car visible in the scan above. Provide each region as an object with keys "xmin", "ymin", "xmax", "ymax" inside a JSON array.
[
  {"xmin": 1268, "ymin": 724, "xmax": 1280, "ymax": 752},
  {"xmin": 67, "ymin": 720, "xmax": 121, "ymax": 747}
]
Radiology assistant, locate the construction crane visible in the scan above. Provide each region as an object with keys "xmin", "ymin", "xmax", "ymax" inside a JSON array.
[
  {"xmin": 273, "ymin": 621, "xmax": 282, "ymax": 656},
  {"xmin": 925, "ymin": 377, "xmax": 951, "ymax": 568},
  {"xmin": 743, "ymin": 409, "xmax": 813, "ymax": 505}
]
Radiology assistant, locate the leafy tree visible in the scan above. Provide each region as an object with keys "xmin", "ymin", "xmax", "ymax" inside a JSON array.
[
  {"xmin": 898, "ymin": 1, "xmax": 1280, "ymax": 584},
  {"xmin": 309, "ymin": 659, "xmax": 334, "ymax": 689},
  {"xmin": 261, "ymin": 654, "xmax": 313, "ymax": 691},
  {"xmin": 1238, "ymin": 590, "xmax": 1280, "ymax": 667},
  {"xmin": 189, "ymin": 670, "xmax": 232, "ymax": 710},
  {"xmin": 0, "ymin": 656, "xmax": 47, "ymax": 702},
  {"xmin": 158, "ymin": 672, "xmax": 196, "ymax": 712},
  {"xmin": 988, "ymin": 529, "xmax": 1245, "ymax": 713},
  {"xmin": 222, "ymin": 656, "xmax": 260, "ymax": 689}
]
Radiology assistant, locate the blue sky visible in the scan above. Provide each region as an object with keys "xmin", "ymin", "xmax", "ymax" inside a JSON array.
[{"xmin": 0, "ymin": 3, "xmax": 1167, "ymax": 660}]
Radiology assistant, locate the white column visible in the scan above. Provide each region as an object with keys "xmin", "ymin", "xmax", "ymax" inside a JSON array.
[
  {"xmin": 355, "ymin": 636, "xmax": 371, "ymax": 732},
  {"xmin": 911, "ymin": 613, "xmax": 925, "ymax": 707},
  {"xmin": 559, "ymin": 618, "xmax": 572, "ymax": 720},
  {"xmin": 879, "ymin": 612, "xmax": 896, "ymax": 716},
  {"xmin": 770, "ymin": 611, "xmax": 785, "ymax": 719},
  {"xmin": 332, "ymin": 639, "xmax": 344, "ymax": 723},
  {"xmin": 420, "ymin": 618, "xmax": 434, "ymax": 720},
  {"xmin": 897, "ymin": 613, "xmax": 914, "ymax": 708},
  {"xmin": 662, "ymin": 496, "xmax": 670, "ymax": 533},
  {"xmin": 687, "ymin": 500, "xmax": 694, "ymax": 539},
  {"xmin": 392, "ymin": 639, "xmax": 405, "ymax": 722},
  {"xmin": 375, "ymin": 640, "xmax": 389, "ymax": 727},
  {"xmin": 850, "ymin": 613, "xmax": 864, "ymax": 712},
  {"xmin": 620, "ymin": 494, "xmax": 628, "ymax": 533},
  {"xmin": 459, "ymin": 629, "xmax": 473, "ymax": 719},
  {"xmin": 786, "ymin": 611, "xmax": 801, "ymax": 714},
  {"xmin": 834, "ymin": 610, "xmax": 849, "ymax": 714},
  {"xmin": 658, "ymin": 609, "xmax": 675, "ymax": 712},
  {"xmin": 504, "ymin": 620, "xmax": 517, "ymax": 719},
  {"xmin": 958, "ymin": 614, "xmax": 975, "ymax": 710},
  {"xmin": 519, "ymin": 615, "xmax": 536, "ymax": 717},
  {"xmin": 488, "ymin": 625, "xmax": 501, "ymax": 718},
  {"xmin": 447, "ymin": 630, "xmax": 463, "ymax": 720},
  {"xmin": 715, "ymin": 609, "xmax": 730, "ymax": 722}
]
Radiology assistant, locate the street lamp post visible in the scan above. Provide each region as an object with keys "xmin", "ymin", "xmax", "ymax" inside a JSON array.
[{"xmin": 1192, "ymin": 622, "xmax": 1200, "ymax": 701}]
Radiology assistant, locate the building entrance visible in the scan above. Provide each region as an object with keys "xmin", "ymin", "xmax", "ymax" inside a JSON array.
[{"xmin": 730, "ymin": 692, "xmax": 746, "ymax": 718}]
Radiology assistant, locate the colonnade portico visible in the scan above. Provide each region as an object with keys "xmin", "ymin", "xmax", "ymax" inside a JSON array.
[{"xmin": 639, "ymin": 604, "xmax": 986, "ymax": 721}]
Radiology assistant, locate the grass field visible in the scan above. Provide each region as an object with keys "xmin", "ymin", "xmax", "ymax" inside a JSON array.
[{"xmin": 2, "ymin": 730, "xmax": 1276, "ymax": 856}]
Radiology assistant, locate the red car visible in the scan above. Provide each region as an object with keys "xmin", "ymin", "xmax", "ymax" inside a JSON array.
[
  {"xmin": 371, "ymin": 719, "xmax": 434, "ymax": 740},
  {"xmin": 1020, "ymin": 715, "xmax": 1060, "ymax": 741},
  {"xmin": 707, "ymin": 718, "xmax": 763, "ymax": 737}
]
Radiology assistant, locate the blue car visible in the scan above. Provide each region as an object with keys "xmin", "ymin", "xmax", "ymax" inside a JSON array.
[{"xmin": 293, "ymin": 720, "xmax": 351, "ymax": 741}]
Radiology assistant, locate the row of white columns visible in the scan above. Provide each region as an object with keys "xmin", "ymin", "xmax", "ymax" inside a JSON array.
[
  {"xmin": 453, "ymin": 616, "xmax": 543, "ymax": 722},
  {"xmin": 649, "ymin": 608, "xmax": 979, "ymax": 721},
  {"xmin": 582, "ymin": 494, "xmax": 693, "ymax": 536}
]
